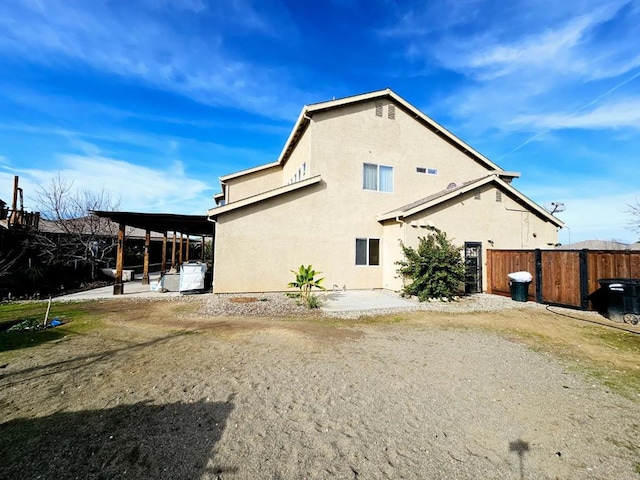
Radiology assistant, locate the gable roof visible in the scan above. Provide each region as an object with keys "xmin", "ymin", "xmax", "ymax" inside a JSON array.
[
  {"xmin": 218, "ymin": 88, "xmax": 513, "ymax": 184},
  {"xmin": 293, "ymin": 89, "xmax": 504, "ymax": 172},
  {"xmin": 378, "ymin": 174, "xmax": 564, "ymax": 228}
]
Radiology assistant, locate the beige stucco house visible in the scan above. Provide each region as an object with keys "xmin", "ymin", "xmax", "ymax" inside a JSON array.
[{"xmin": 207, "ymin": 89, "xmax": 563, "ymax": 294}]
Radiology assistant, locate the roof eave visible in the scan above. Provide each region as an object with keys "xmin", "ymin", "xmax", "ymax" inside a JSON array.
[
  {"xmin": 378, "ymin": 175, "xmax": 564, "ymax": 228},
  {"xmin": 208, "ymin": 175, "xmax": 322, "ymax": 218}
]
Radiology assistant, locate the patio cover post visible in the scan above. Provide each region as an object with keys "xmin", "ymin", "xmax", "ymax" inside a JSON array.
[
  {"xmin": 201, "ymin": 236, "xmax": 205, "ymax": 262},
  {"xmin": 114, "ymin": 222, "xmax": 125, "ymax": 295},
  {"xmin": 171, "ymin": 231, "xmax": 177, "ymax": 269},
  {"xmin": 179, "ymin": 233, "xmax": 184, "ymax": 265},
  {"xmin": 185, "ymin": 235, "xmax": 190, "ymax": 262},
  {"xmin": 161, "ymin": 232, "xmax": 167, "ymax": 274},
  {"xmin": 142, "ymin": 229, "xmax": 150, "ymax": 285}
]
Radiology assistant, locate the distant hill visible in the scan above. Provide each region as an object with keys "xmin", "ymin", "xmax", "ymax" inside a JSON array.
[{"xmin": 560, "ymin": 240, "xmax": 640, "ymax": 250}]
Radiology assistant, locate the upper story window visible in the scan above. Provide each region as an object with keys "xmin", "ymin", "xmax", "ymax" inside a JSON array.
[
  {"xmin": 416, "ymin": 167, "xmax": 438, "ymax": 175},
  {"xmin": 363, "ymin": 163, "xmax": 393, "ymax": 193}
]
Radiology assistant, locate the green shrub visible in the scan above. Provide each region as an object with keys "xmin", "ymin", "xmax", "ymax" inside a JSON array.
[
  {"xmin": 306, "ymin": 294, "xmax": 321, "ymax": 309},
  {"xmin": 288, "ymin": 265, "xmax": 326, "ymax": 308},
  {"xmin": 396, "ymin": 227, "xmax": 465, "ymax": 301}
]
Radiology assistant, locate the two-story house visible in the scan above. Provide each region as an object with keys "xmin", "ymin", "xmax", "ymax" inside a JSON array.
[{"xmin": 207, "ymin": 89, "xmax": 563, "ymax": 294}]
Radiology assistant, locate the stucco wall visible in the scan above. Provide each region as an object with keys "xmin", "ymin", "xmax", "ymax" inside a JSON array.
[
  {"xmin": 213, "ymin": 181, "xmax": 383, "ymax": 293},
  {"xmin": 383, "ymin": 184, "xmax": 559, "ymax": 291},
  {"xmin": 282, "ymin": 128, "xmax": 311, "ymax": 183},
  {"xmin": 224, "ymin": 165, "xmax": 282, "ymax": 204},
  {"xmin": 212, "ymin": 98, "xmax": 558, "ymax": 293}
]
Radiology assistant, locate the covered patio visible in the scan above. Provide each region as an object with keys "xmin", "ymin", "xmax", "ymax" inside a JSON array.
[{"xmin": 92, "ymin": 211, "xmax": 214, "ymax": 295}]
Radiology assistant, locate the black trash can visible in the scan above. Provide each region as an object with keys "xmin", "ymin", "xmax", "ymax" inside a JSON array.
[
  {"xmin": 598, "ymin": 278, "xmax": 640, "ymax": 324},
  {"xmin": 510, "ymin": 281, "xmax": 531, "ymax": 302}
]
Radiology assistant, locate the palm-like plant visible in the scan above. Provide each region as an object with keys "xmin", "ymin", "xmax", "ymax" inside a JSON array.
[{"xmin": 288, "ymin": 264, "xmax": 326, "ymax": 306}]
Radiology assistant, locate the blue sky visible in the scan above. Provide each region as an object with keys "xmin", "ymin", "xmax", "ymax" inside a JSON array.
[{"xmin": 1, "ymin": 0, "xmax": 639, "ymax": 244}]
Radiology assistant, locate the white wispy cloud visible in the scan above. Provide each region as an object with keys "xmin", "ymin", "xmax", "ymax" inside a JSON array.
[
  {"xmin": 511, "ymin": 97, "xmax": 640, "ymax": 130},
  {"xmin": 383, "ymin": 0, "xmax": 640, "ymax": 137},
  {"xmin": 0, "ymin": 0, "xmax": 306, "ymax": 120},
  {"xmin": 2, "ymin": 154, "xmax": 213, "ymax": 215}
]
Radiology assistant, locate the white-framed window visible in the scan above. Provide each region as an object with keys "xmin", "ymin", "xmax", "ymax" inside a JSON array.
[
  {"xmin": 416, "ymin": 167, "xmax": 438, "ymax": 175},
  {"xmin": 356, "ymin": 238, "xmax": 380, "ymax": 266},
  {"xmin": 363, "ymin": 163, "xmax": 393, "ymax": 192}
]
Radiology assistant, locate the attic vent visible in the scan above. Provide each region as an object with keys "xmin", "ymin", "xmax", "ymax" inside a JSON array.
[
  {"xmin": 473, "ymin": 188, "xmax": 481, "ymax": 200},
  {"xmin": 388, "ymin": 104, "xmax": 395, "ymax": 120},
  {"xmin": 375, "ymin": 102, "xmax": 383, "ymax": 117},
  {"xmin": 495, "ymin": 191, "xmax": 502, "ymax": 202},
  {"xmin": 446, "ymin": 182, "xmax": 457, "ymax": 190}
]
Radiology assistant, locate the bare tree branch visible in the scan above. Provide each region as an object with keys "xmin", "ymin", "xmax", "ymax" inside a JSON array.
[
  {"xmin": 627, "ymin": 197, "xmax": 640, "ymax": 237},
  {"xmin": 32, "ymin": 175, "xmax": 121, "ymax": 278}
]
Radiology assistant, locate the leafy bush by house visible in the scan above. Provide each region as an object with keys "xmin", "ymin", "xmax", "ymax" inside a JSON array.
[{"xmin": 396, "ymin": 227, "xmax": 465, "ymax": 301}]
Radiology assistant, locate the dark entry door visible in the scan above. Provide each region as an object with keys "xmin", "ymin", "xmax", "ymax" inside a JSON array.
[{"xmin": 464, "ymin": 242, "xmax": 482, "ymax": 294}]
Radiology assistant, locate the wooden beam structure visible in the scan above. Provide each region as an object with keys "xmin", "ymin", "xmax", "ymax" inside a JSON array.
[
  {"xmin": 91, "ymin": 211, "xmax": 215, "ymax": 295},
  {"xmin": 114, "ymin": 223, "xmax": 125, "ymax": 295},
  {"xmin": 142, "ymin": 229, "xmax": 151, "ymax": 285},
  {"xmin": 161, "ymin": 232, "xmax": 168, "ymax": 274},
  {"xmin": 171, "ymin": 231, "xmax": 177, "ymax": 270}
]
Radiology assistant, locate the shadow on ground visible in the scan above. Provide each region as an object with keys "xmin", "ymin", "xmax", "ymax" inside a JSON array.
[{"xmin": 0, "ymin": 396, "xmax": 236, "ymax": 479}]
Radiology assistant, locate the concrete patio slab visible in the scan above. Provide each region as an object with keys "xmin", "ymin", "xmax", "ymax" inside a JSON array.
[
  {"xmin": 320, "ymin": 289, "xmax": 415, "ymax": 312},
  {"xmin": 56, "ymin": 274, "xmax": 181, "ymax": 301}
]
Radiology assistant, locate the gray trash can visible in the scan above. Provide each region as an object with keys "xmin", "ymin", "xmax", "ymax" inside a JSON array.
[{"xmin": 598, "ymin": 278, "xmax": 640, "ymax": 324}]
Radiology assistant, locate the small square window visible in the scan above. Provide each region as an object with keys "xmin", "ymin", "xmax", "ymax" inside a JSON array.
[{"xmin": 427, "ymin": 168, "xmax": 438, "ymax": 175}]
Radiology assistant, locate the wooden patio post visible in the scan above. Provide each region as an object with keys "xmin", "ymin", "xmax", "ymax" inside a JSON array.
[
  {"xmin": 185, "ymin": 235, "xmax": 190, "ymax": 262},
  {"xmin": 171, "ymin": 231, "xmax": 177, "ymax": 270},
  {"xmin": 9, "ymin": 176, "xmax": 18, "ymax": 226},
  {"xmin": 161, "ymin": 232, "xmax": 167, "ymax": 274},
  {"xmin": 114, "ymin": 223, "xmax": 125, "ymax": 295},
  {"xmin": 142, "ymin": 229, "xmax": 150, "ymax": 285},
  {"xmin": 201, "ymin": 236, "xmax": 205, "ymax": 262},
  {"xmin": 178, "ymin": 233, "xmax": 184, "ymax": 265}
]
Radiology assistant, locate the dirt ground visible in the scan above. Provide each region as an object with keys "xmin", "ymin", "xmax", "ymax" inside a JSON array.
[{"xmin": 1, "ymin": 298, "xmax": 639, "ymax": 479}]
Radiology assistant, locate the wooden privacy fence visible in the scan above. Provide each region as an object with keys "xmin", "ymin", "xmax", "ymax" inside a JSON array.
[{"xmin": 486, "ymin": 249, "xmax": 640, "ymax": 310}]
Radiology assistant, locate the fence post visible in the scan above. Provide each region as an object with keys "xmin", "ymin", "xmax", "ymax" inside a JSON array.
[
  {"xmin": 486, "ymin": 249, "xmax": 492, "ymax": 294},
  {"xmin": 579, "ymin": 249, "xmax": 589, "ymax": 310},
  {"xmin": 535, "ymin": 249, "xmax": 542, "ymax": 304}
]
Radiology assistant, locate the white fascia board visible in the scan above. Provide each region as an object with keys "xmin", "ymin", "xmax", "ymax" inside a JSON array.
[{"xmin": 208, "ymin": 175, "xmax": 322, "ymax": 217}]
